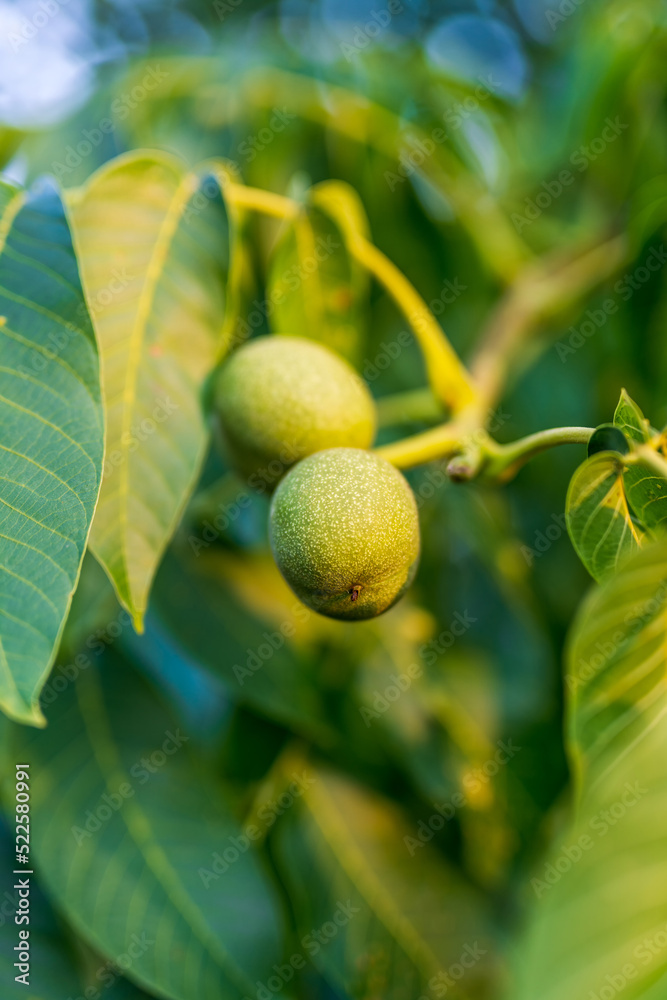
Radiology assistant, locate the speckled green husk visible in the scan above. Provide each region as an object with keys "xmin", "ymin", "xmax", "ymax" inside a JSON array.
[
  {"xmin": 269, "ymin": 448, "xmax": 420, "ymax": 621},
  {"xmin": 214, "ymin": 336, "xmax": 376, "ymax": 486}
]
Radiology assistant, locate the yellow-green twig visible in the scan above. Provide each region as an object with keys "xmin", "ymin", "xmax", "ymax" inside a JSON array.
[{"xmin": 224, "ymin": 182, "xmax": 478, "ymax": 413}]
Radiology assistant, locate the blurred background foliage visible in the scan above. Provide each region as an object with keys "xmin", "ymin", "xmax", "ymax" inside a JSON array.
[{"xmin": 2, "ymin": 0, "xmax": 667, "ymax": 997}]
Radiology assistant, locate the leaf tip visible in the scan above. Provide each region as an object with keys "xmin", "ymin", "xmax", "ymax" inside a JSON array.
[
  {"xmin": 0, "ymin": 698, "xmax": 47, "ymax": 729},
  {"xmin": 132, "ymin": 611, "xmax": 145, "ymax": 635}
]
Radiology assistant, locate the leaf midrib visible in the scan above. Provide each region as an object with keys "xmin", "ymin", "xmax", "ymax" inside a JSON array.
[
  {"xmin": 303, "ymin": 777, "xmax": 447, "ymax": 984},
  {"xmin": 76, "ymin": 669, "xmax": 255, "ymax": 997},
  {"xmin": 112, "ymin": 171, "xmax": 199, "ymax": 615}
]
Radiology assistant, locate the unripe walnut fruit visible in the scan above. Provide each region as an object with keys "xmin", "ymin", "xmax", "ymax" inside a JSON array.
[
  {"xmin": 269, "ymin": 448, "xmax": 420, "ymax": 621},
  {"xmin": 214, "ymin": 336, "xmax": 376, "ymax": 484}
]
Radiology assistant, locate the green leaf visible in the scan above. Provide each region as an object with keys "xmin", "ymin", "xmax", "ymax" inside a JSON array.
[
  {"xmin": 0, "ymin": 179, "xmax": 103, "ymax": 727},
  {"xmin": 613, "ymin": 388, "xmax": 651, "ymax": 444},
  {"xmin": 274, "ymin": 766, "xmax": 499, "ymax": 1000},
  {"xmin": 623, "ymin": 460, "xmax": 667, "ymax": 535},
  {"xmin": 4, "ymin": 651, "xmax": 284, "ymax": 1000},
  {"xmin": 586, "ymin": 423, "xmax": 629, "ymax": 458},
  {"xmin": 266, "ymin": 181, "xmax": 369, "ymax": 364},
  {"xmin": 0, "ymin": 820, "xmax": 84, "ymax": 998},
  {"xmin": 613, "ymin": 389, "xmax": 667, "ymax": 534},
  {"xmin": 615, "ymin": 394, "xmax": 667, "ymax": 535},
  {"xmin": 566, "ymin": 452, "xmax": 646, "ymax": 581},
  {"xmin": 67, "ymin": 151, "xmax": 232, "ymax": 630},
  {"xmin": 568, "ymin": 392, "xmax": 667, "ymax": 569},
  {"xmin": 516, "ymin": 538, "xmax": 667, "ymax": 1000}
]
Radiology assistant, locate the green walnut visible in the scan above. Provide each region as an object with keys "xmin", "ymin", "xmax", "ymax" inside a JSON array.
[
  {"xmin": 269, "ymin": 448, "xmax": 420, "ymax": 620},
  {"xmin": 214, "ymin": 336, "xmax": 376, "ymax": 486}
]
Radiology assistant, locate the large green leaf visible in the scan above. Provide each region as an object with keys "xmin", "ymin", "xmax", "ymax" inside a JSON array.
[
  {"xmin": 0, "ymin": 179, "xmax": 103, "ymax": 727},
  {"xmin": 3, "ymin": 651, "xmax": 283, "ymax": 1000},
  {"xmin": 266, "ymin": 181, "xmax": 369, "ymax": 363},
  {"xmin": 67, "ymin": 151, "xmax": 232, "ymax": 630},
  {"xmin": 566, "ymin": 451, "xmax": 646, "ymax": 581},
  {"xmin": 516, "ymin": 538, "xmax": 667, "ymax": 1000},
  {"xmin": 275, "ymin": 766, "xmax": 499, "ymax": 999}
]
